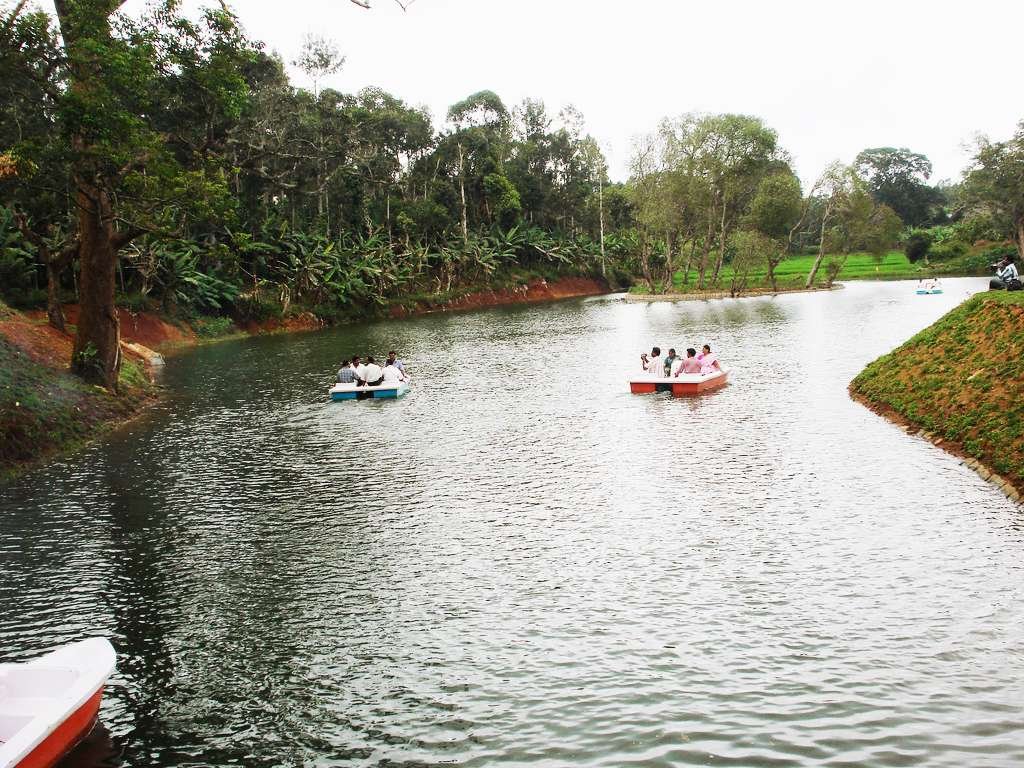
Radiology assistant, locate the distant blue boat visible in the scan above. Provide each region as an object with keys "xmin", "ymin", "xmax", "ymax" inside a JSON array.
[
  {"xmin": 916, "ymin": 288, "xmax": 943, "ymax": 295},
  {"xmin": 329, "ymin": 381, "xmax": 410, "ymax": 401}
]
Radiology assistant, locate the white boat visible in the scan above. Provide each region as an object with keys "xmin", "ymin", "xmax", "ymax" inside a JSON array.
[
  {"xmin": 0, "ymin": 638, "xmax": 116, "ymax": 768},
  {"xmin": 329, "ymin": 380, "xmax": 411, "ymax": 401}
]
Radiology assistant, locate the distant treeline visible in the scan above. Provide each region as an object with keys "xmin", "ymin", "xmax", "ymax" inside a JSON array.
[{"xmin": 1, "ymin": 2, "xmax": 1022, "ymax": 388}]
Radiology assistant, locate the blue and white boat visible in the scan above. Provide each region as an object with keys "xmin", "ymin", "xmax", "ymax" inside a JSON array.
[{"xmin": 329, "ymin": 381, "xmax": 411, "ymax": 401}]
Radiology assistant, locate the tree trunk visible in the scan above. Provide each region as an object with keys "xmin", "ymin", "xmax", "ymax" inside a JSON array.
[
  {"xmin": 46, "ymin": 257, "xmax": 66, "ymax": 332},
  {"xmin": 598, "ymin": 179, "xmax": 605, "ymax": 277},
  {"xmin": 1016, "ymin": 214, "xmax": 1024, "ymax": 261},
  {"xmin": 805, "ymin": 204, "xmax": 833, "ymax": 288},
  {"xmin": 682, "ymin": 238, "xmax": 696, "ymax": 285},
  {"xmin": 711, "ymin": 202, "xmax": 728, "ymax": 284},
  {"xmin": 70, "ymin": 183, "xmax": 121, "ymax": 390},
  {"xmin": 457, "ymin": 142, "xmax": 468, "ymax": 247}
]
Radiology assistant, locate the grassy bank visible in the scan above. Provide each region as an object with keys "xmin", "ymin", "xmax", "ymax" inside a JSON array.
[
  {"xmin": 850, "ymin": 291, "xmax": 1024, "ymax": 498},
  {"xmin": 0, "ymin": 301, "xmax": 157, "ymax": 480},
  {"xmin": 631, "ymin": 250, "xmax": 989, "ymax": 295}
]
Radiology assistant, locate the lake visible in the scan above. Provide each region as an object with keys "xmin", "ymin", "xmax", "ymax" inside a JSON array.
[{"xmin": 2, "ymin": 277, "xmax": 1022, "ymax": 767}]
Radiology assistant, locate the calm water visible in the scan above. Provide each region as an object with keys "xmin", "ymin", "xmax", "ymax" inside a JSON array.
[{"xmin": 2, "ymin": 278, "xmax": 1023, "ymax": 768}]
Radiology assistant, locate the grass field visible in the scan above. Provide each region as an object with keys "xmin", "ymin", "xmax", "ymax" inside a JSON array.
[{"xmin": 632, "ymin": 250, "xmax": 984, "ymax": 294}]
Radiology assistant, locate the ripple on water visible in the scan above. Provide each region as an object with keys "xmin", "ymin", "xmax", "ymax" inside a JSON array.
[{"xmin": 1, "ymin": 279, "xmax": 1023, "ymax": 767}]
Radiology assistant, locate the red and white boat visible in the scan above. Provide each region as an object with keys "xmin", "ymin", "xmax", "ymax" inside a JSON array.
[
  {"xmin": 628, "ymin": 367, "xmax": 729, "ymax": 396},
  {"xmin": 0, "ymin": 638, "xmax": 116, "ymax": 768}
]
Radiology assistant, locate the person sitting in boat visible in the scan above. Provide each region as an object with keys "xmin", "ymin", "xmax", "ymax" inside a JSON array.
[
  {"xmin": 336, "ymin": 358, "xmax": 359, "ymax": 385},
  {"xmin": 351, "ymin": 355, "xmax": 367, "ymax": 386},
  {"xmin": 363, "ymin": 356, "xmax": 384, "ymax": 387},
  {"xmin": 641, "ymin": 346, "xmax": 663, "ymax": 376},
  {"xmin": 663, "ymin": 348, "xmax": 678, "ymax": 377},
  {"xmin": 699, "ymin": 344, "xmax": 721, "ymax": 375},
  {"xmin": 675, "ymin": 347, "xmax": 702, "ymax": 375},
  {"xmin": 386, "ymin": 350, "xmax": 406, "ymax": 374},
  {"xmin": 382, "ymin": 362, "xmax": 406, "ymax": 384}
]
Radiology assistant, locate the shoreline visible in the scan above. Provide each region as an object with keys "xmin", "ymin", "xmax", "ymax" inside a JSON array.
[
  {"xmin": 848, "ymin": 291, "xmax": 1024, "ymax": 506},
  {"xmin": 1, "ymin": 277, "xmax": 610, "ymax": 479},
  {"xmin": 625, "ymin": 284, "xmax": 840, "ymax": 302},
  {"xmin": 849, "ymin": 390, "xmax": 1022, "ymax": 505}
]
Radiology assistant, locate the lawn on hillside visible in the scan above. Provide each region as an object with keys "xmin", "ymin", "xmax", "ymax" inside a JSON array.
[{"xmin": 632, "ymin": 251, "xmax": 973, "ymax": 294}]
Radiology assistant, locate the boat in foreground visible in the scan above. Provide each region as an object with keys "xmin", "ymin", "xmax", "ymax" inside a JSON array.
[
  {"xmin": 0, "ymin": 638, "xmax": 116, "ymax": 768},
  {"xmin": 329, "ymin": 381, "xmax": 411, "ymax": 401},
  {"xmin": 628, "ymin": 367, "xmax": 729, "ymax": 396}
]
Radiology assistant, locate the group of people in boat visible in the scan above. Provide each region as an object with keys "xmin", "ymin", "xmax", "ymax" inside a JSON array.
[
  {"xmin": 640, "ymin": 344, "xmax": 721, "ymax": 378},
  {"xmin": 918, "ymin": 278, "xmax": 941, "ymax": 291},
  {"xmin": 336, "ymin": 350, "xmax": 407, "ymax": 387}
]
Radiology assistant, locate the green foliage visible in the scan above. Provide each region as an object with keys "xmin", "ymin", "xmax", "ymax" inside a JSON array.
[
  {"xmin": 904, "ymin": 229, "xmax": 933, "ymax": 263},
  {"xmin": 0, "ymin": 207, "xmax": 35, "ymax": 302}
]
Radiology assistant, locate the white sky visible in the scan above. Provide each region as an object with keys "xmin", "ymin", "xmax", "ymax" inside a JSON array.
[{"xmin": 112, "ymin": 0, "xmax": 1024, "ymax": 186}]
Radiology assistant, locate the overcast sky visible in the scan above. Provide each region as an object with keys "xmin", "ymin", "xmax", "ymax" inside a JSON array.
[{"xmin": 122, "ymin": 0, "xmax": 1023, "ymax": 186}]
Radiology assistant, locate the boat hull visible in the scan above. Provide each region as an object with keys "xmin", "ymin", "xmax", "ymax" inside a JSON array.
[
  {"xmin": 628, "ymin": 368, "xmax": 728, "ymax": 396},
  {"xmin": 0, "ymin": 638, "xmax": 116, "ymax": 768},
  {"xmin": 14, "ymin": 688, "xmax": 103, "ymax": 768},
  {"xmin": 329, "ymin": 382, "xmax": 410, "ymax": 401},
  {"xmin": 916, "ymin": 289, "xmax": 943, "ymax": 295}
]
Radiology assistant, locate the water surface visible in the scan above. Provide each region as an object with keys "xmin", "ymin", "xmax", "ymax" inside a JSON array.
[{"xmin": 2, "ymin": 278, "xmax": 1022, "ymax": 767}]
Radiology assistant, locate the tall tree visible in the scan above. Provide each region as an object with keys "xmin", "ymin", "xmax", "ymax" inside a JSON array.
[
  {"xmin": 855, "ymin": 146, "xmax": 941, "ymax": 226},
  {"xmin": 962, "ymin": 121, "xmax": 1024, "ymax": 260}
]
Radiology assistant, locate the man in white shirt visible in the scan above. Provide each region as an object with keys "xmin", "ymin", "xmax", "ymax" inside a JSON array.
[
  {"xmin": 352, "ymin": 355, "xmax": 367, "ymax": 385},
  {"xmin": 382, "ymin": 364, "xmax": 405, "ymax": 384},
  {"xmin": 363, "ymin": 356, "xmax": 384, "ymax": 386},
  {"xmin": 646, "ymin": 346, "xmax": 664, "ymax": 377}
]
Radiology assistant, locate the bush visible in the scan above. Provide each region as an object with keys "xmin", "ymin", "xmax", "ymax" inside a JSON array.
[
  {"xmin": 904, "ymin": 230, "xmax": 933, "ymax": 263},
  {"xmin": 234, "ymin": 293, "xmax": 282, "ymax": 323},
  {"xmin": 190, "ymin": 316, "xmax": 236, "ymax": 338},
  {"xmin": 929, "ymin": 238, "xmax": 968, "ymax": 262}
]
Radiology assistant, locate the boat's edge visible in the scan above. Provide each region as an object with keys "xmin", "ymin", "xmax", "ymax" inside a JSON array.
[{"xmin": 0, "ymin": 638, "xmax": 116, "ymax": 768}]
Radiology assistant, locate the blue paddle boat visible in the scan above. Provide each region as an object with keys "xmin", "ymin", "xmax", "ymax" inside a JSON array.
[{"xmin": 329, "ymin": 381, "xmax": 410, "ymax": 401}]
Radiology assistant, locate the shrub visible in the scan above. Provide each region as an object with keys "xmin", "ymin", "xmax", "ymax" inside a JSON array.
[
  {"xmin": 904, "ymin": 230, "xmax": 933, "ymax": 263},
  {"xmin": 929, "ymin": 238, "xmax": 968, "ymax": 261},
  {"xmin": 191, "ymin": 316, "xmax": 236, "ymax": 338}
]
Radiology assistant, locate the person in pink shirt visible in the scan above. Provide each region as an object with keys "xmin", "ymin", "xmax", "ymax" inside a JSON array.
[
  {"xmin": 675, "ymin": 347, "xmax": 702, "ymax": 375},
  {"xmin": 699, "ymin": 343, "xmax": 721, "ymax": 375}
]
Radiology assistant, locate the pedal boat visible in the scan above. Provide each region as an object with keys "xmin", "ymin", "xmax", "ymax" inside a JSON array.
[
  {"xmin": 329, "ymin": 380, "xmax": 410, "ymax": 401},
  {"xmin": 0, "ymin": 637, "xmax": 116, "ymax": 768},
  {"xmin": 916, "ymin": 286, "xmax": 943, "ymax": 294},
  {"xmin": 628, "ymin": 367, "xmax": 729, "ymax": 396}
]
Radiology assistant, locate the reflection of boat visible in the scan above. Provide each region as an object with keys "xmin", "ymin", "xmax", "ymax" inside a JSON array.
[
  {"xmin": 628, "ymin": 367, "xmax": 729, "ymax": 396},
  {"xmin": 0, "ymin": 637, "xmax": 116, "ymax": 768},
  {"xmin": 916, "ymin": 288, "xmax": 943, "ymax": 295},
  {"xmin": 329, "ymin": 381, "xmax": 411, "ymax": 401}
]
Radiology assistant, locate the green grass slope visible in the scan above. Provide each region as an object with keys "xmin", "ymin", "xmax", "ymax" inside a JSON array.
[{"xmin": 850, "ymin": 291, "xmax": 1024, "ymax": 494}]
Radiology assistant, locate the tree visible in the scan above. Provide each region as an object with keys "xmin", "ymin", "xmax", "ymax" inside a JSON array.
[
  {"xmin": 14, "ymin": 1, "xmax": 255, "ymax": 389},
  {"xmin": 855, "ymin": 147, "xmax": 942, "ymax": 226},
  {"xmin": 748, "ymin": 170, "xmax": 802, "ymax": 291},
  {"xmin": 962, "ymin": 121, "xmax": 1024, "ymax": 260},
  {"xmin": 904, "ymin": 230, "xmax": 933, "ymax": 263},
  {"xmin": 804, "ymin": 162, "xmax": 853, "ymax": 287}
]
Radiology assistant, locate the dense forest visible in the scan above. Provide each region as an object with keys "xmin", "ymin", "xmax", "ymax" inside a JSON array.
[{"xmin": 2, "ymin": 1, "xmax": 1023, "ymax": 390}]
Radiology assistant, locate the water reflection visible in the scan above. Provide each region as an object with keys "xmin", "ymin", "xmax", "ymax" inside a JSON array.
[{"xmin": 2, "ymin": 278, "xmax": 1023, "ymax": 767}]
